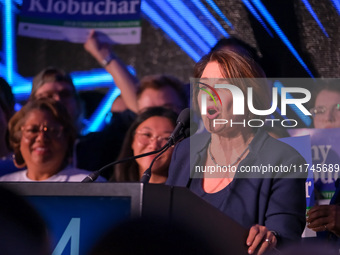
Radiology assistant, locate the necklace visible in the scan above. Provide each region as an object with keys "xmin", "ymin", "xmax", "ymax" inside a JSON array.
[{"xmin": 208, "ymin": 142, "xmax": 249, "ymax": 168}]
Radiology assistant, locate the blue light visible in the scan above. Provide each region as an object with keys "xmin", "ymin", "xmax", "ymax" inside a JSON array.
[
  {"xmin": 150, "ymin": 0, "xmax": 210, "ymax": 54},
  {"xmin": 11, "ymin": 81, "xmax": 31, "ymax": 95},
  {"xmin": 14, "ymin": 103, "xmax": 22, "ymax": 112},
  {"xmin": 242, "ymin": 0, "xmax": 273, "ymax": 37},
  {"xmin": 6, "ymin": 66, "xmax": 128, "ymax": 133},
  {"xmin": 8, "ymin": 66, "xmax": 136, "ymax": 98},
  {"xmin": 331, "ymin": 0, "xmax": 340, "ymax": 15},
  {"xmin": 251, "ymin": 0, "xmax": 314, "ymax": 78},
  {"xmin": 71, "ymin": 70, "xmax": 114, "ymax": 89},
  {"xmin": 141, "ymin": 1, "xmax": 202, "ymax": 61},
  {"xmin": 205, "ymin": 0, "xmax": 234, "ymax": 29},
  {"xmin": 4, "ymin": 0, "xmax": 14, "ymax": 84},
  {"xmin": 8, "ymin": 68, "xmax": 116, "ymax": 98},
  {"xmin": 274, "ymin": 107, "xmax": 291, "ymax": 125},
  {"xmin": 82, "ymin": 87, "xmax": 121, "ymax": 135},
  {"xmin": 190, "ymin": 0, "xmax": 229, "ymax": 38},
  {"xmin": 0, "ymin": 64, "xmax": 31, "ymax": 99},
  {"xmin": 274, "ymin": 81, "xmax": 312, "ymax": 127},
  {"xmin": 0, "ymin": 0, "xmax": 22, "ymax": 4},
  {"xmin": 82, "ymin": 66, "xmax": 136, "ymax": 133},
  {"xmin": 301, "ymin": 0, "xmax": 329, "ymax": 37},
  {"xmin": 166, "ymin": 0, "xmax": 217, "ymax": 48}
]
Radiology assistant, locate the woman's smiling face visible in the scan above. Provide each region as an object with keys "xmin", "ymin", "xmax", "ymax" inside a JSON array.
[
  {"xmin": 313, "ymin": 90, "xmax": 340, "ymax": 129},
  {"xmin": 20, "ymin": 109, "xmax": 67, "ymax": 172},
  {"xmin": 131, "ymin": 116, "xmax": 175, "ymax": 176}
]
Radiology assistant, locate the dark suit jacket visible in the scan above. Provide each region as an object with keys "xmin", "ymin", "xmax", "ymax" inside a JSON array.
[{"xmin": 166, "ymin": 129, "xmax": 307, "ymax": 246}]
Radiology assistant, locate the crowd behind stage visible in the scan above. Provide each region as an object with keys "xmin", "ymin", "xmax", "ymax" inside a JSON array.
[{"xmin": 1, "ymin": 31, "xmax": 340, "ymax": 254}]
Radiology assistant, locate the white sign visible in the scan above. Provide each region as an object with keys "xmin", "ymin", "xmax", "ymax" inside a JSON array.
[{"xmin": 18, "ymin": 0, "xmax": 142, "ymax": 44}]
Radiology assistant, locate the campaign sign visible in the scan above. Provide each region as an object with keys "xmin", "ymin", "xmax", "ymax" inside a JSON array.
[
  {"xmin": 18, "ymin": 0, "xmax": 142, "ymax": 43},
  {"xmin": 279, "ymin": 135, "xmax": 315, "ymax": 237},
  {"xmin": 289, "ymin": 128, "xmax": 340, "ymax": 201}
]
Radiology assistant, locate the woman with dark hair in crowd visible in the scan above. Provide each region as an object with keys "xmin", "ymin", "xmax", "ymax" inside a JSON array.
[
  {"xmin": 0, "ymin": 98, "xmax": 105, "ymax": 182},
  {"xmin": 109, "ymin": 107, "xmax": 177, "ymax": 183},
  {"xmin": 166, "ymin": 49, "xmax": 307, "ymax": 254}
]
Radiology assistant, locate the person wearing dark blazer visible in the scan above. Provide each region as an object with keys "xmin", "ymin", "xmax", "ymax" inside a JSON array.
[{"xmin": 166, "ymin": 49, "xmax": 307, "ymax": 254}]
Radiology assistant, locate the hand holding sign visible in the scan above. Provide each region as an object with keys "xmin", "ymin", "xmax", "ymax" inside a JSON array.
[
  {"xmin": 84, "ymin": 30, "xmax": 116, "ymax": 66},
  {"xmin": 307, "ymin": 204, "xmax": 340, "ymax": 237}
]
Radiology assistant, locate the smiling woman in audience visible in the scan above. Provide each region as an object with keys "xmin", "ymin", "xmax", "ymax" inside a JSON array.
[
  {"xmin": 310, "ymin": 80, "xmax": 340, "ymax": 129},
  {"xmin": 0, "ymin": 98, "xmax": 105, "ymax": 182},
  {"xmin": 109, "ymin": 107, "xmax": 177, "ymax": 183}
]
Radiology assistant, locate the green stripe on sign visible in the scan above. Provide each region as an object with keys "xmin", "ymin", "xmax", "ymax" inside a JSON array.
[
  {"xmin": 63, "ymin": 21, "xmax": 141, "ymax": 28},
  {"xmin": 321, "ymin": 191, "xmax": 335, "ymax": 199},
  {"xmin": 20, "ymin": 17, "xmax": 141, "ymax": 28},
  {"xmin": 20, "ymin": 16, "xmax": 65, "ymax": 25}
]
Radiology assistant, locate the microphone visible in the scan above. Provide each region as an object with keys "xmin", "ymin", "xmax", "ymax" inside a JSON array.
[
  {"xmin": 168, "ymin": 108, "xmax": 191, "ymax": 146},
  {"xmin": 176, "ymin": 121, "xmax": 198, "ymax": 143}
]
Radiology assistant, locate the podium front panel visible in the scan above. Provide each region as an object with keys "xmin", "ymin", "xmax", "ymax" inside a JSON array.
[{"xmin": 0, "ymin": 182, "xmax": 143, "ymax": 254}]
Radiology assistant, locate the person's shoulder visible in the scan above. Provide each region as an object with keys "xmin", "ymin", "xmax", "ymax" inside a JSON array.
[
  {"xmin": 176, "ymin": 132, "xmax": 210, "ymax": 150},
  {"xmin": 105, "ymin": 109, "xmax": 137, "ymax": 131},
  {"xmin": 0, "ymin": 170, "xmax": 27, "ymax": 181},
  {"xmin": 58, "ymin": 167, "xmax": 107, "ymax": 182},
  {"xmin": 253, "ymin": 130, "xmax": 307, "ymax": 179},
  {"xmin": 60, "ymin": 167, "xmax": 90, "ymax": 174},
  {"xmin": 167, "ymin": 133, "xmax": 209, "ymax": 187},
  {"xmin": 256, "ymin": 129, "xmax": 303, "ymax": 157}
]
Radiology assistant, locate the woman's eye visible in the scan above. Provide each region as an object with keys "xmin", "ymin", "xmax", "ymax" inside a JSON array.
[
  {"xmin": 27, "ymin": 127, "xmax": 39, "ymax": 133},
  {"xmin": 142, "ymin": 133, "xmax": 152, "ymax": 138},
  {"xmin": 162, "ymin": 137, "xmax": 170, "ymax": 142}
]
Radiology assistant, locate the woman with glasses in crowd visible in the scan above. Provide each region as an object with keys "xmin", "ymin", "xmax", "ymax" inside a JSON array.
[
  {"xmin": 309, "ymin": 80, "xmax": 340, "ymax": 129},
  {"xmin": 307, "ymin": 80, "xmax": 340, "ymax": 240},
  {"xmin": 0, "ymin": 98, "xmax": 105, "ymax": 182},
  {"xmin": 109, "ymin": 107, "xmax": 177, "ymax": 183}
]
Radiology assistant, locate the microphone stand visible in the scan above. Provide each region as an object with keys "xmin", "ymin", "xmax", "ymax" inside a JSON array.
[
  {"xmin": 81, "ymin": 144, "xmax": 169, "ymax": 183},
  {"xmin": 140, "ymin": 146, "xmax": 170, "ymax": 184},
  {"xmin": 82, "ymin": 119, "xmax": 196, "ymax": 183},
  {"xmin": 140, "ymin": 131, "xmax": 189, "ymax": 184}
]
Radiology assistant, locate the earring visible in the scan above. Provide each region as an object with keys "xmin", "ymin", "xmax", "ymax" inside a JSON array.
[{"xmin": 12, "ymin": 154, "xmax": 26, "ymax": 169}]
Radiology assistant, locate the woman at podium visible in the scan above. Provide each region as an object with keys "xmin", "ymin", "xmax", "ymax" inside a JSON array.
[{"xmin": 166, "ymin": 49, "xmax": 306, "ymax": 254}]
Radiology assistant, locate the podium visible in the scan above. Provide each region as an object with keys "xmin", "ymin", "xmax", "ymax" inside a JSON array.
[{"xmin": 0, "ymin": 183, "xmax": 248, "ymax": 255}]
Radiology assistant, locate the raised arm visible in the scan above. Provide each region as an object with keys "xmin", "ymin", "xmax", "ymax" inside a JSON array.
[{"xmin": 84, "ymin": 30, "xmax": 139, "ymax": 113}]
